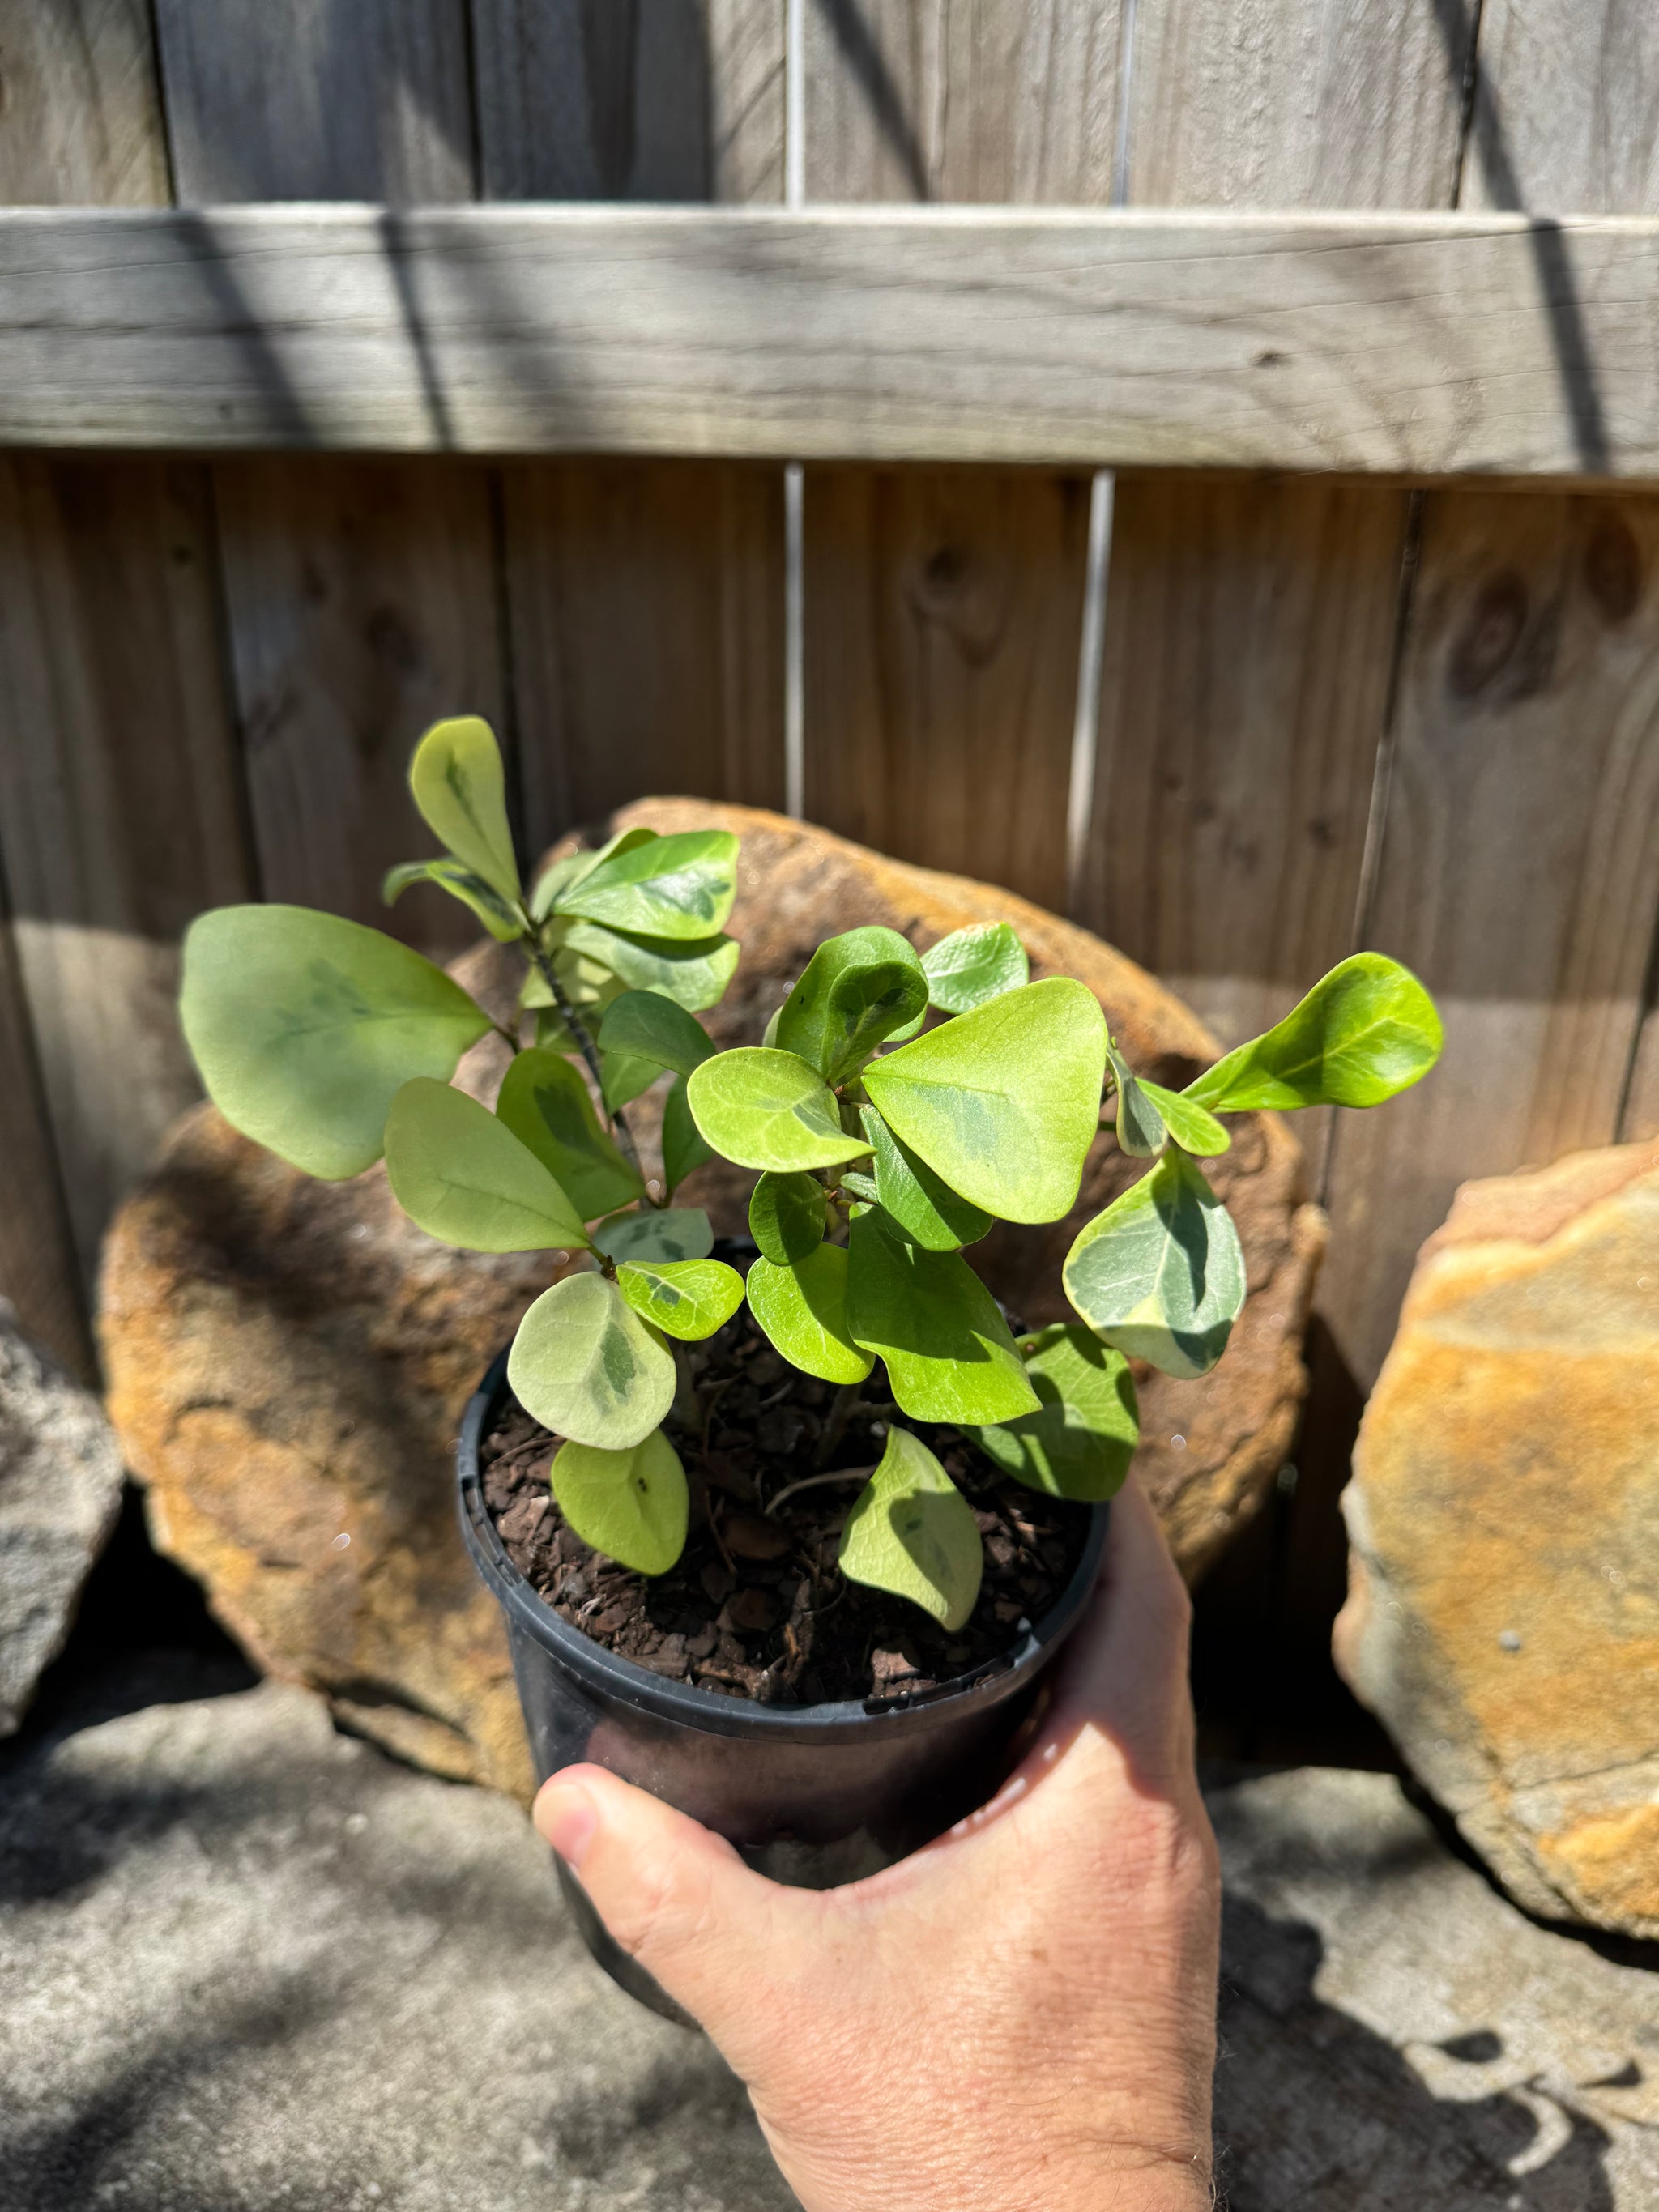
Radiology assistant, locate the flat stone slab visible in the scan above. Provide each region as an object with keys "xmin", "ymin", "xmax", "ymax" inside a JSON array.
[{"xmin": 4, "ymin": 1677, "xmax": 1655, "ymax": 2210}]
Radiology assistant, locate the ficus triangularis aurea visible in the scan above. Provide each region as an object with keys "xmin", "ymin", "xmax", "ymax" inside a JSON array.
[{"xmin": 181, "ymin": 716, "xmax": 1443, "ymax": 1634}]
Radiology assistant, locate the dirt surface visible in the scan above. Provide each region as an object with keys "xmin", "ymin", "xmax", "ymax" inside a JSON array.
[{"xmin": 480, "ymin": 1310, "xmax": 1092, "ymax": 1708}]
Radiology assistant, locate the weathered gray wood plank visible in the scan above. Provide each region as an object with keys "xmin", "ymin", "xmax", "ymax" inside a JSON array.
[
  {"xmin": 0, "ymin": 458, "xmax": 255, "ymax": 1280},
  {"xmin": 0, "ymin": 0, "xmax": 169, "ymax": 206},
  {"xmin": 4, "ymin": 206, "xmax": 1659, "ymax": 477},
  {"xmin": 152, "ymin": 0, "xmax": 474, "ymax": 204},
  {"xmin": 800, "ymin": 0, "xmax": 1123, "ymax": 203},
  {"xmin": 472, "ymin": 0, "xmax": 784, "ymax": 202},
  {"xmin": 0, "ymin": 901, "xmax": 91, "ymax": 1375},
  {"xmin": 1465, "ymin": 0, "xmax": 1659, "ymax": 216}
]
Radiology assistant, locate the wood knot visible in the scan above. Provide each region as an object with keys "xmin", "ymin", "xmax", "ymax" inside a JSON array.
[
  {"xmin": 1583, "ymin": 518, "xmax": 1642, "ymax": 624},
  {"xmin": 1448, "ymin": 571, "xmax": 1527, "ymax": 700}
]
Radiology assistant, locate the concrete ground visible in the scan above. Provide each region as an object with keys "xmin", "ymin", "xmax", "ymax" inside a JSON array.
[{"xmin": 3, "ymin": 1654, "xmax": 1657, "ymax": 2211}]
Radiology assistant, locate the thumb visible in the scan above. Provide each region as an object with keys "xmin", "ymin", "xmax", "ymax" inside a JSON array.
[{"xmin": 535, "ymin": 1764, "xmax": 808, "ymax": 2037}]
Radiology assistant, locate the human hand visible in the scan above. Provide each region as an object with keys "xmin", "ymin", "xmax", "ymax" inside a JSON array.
[{"xmin": 534, "ymin": 1477, "xmax": 1220, "ymax": 2212}]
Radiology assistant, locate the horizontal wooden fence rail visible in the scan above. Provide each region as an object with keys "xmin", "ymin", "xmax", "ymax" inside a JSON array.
[{"xmin": 5, "ymin": 206, "xmax": 1659, "ymax": 477}]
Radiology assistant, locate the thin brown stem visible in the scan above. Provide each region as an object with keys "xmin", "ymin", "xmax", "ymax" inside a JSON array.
[{"xmin": 767, "ymin": 1464, "xmax": 874, "ymax": 1518}]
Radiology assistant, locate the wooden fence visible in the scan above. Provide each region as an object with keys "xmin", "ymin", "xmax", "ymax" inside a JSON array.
[{"xmin": 1, "ymin": 5, "xmax": 1656, "ymax": 1583}]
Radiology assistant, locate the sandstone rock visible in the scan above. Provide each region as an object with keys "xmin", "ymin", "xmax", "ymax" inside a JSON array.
[
  {"xmin": 0, "ymin": 1674, "xmax": 794, "ymax": 2212},
  {"xmin": 1210, "ymin": 1764, "xmax": 1659, "ymax": 2209},
  {"xmin": 101, "ymin": 802, "xmax": 1323, "ymax": 1798},
  {"xmin": 0, "ymin": 1305, "xmax": 123, "ymax": 1734},
  {"xmin": 1335, "ymin": 1136, "xmax": 1659, "ymax": 1940}
]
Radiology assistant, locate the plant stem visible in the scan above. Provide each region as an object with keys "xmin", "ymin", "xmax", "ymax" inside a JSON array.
[
  {"xmin": 767, "ymin": 1465, "xmax": 874, "ymax": 1517},
  {"xmin": 812, "ymin": 1381, "xmax": 864, "ymax": 1466},
  {"xmin": 523, "ymin": 932, "xmax": 653, "ymax": 1194}
]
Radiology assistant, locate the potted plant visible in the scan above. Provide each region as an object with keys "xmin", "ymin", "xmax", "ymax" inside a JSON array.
[{"xmin": 179, "ymin": 715, "xmax": 1442, "ymax": 2018}]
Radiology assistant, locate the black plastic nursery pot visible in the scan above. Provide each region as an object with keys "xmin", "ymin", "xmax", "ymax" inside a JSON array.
[{"xmin": 458, "ymin": 1348, "xmax": 1110, "ymax": 2023}]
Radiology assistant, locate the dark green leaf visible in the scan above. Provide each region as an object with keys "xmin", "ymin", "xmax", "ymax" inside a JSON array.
[
  {"xmin": 597, "ymin": 991, "xmax": 714, "ymax": 1079},
  {"xmin": 599, "ymin": 1049, "xmax": 661, "ymax": 1115},
  {"xmin": 661, "ymin": 1075, "xmax": 713, "ymax": 1196},
  {"xmin": 921, "ymin": 921, "xmax": 1029, "ymax": 1013},
  {"xmin": 382, "ymin": 858, "xmax": 522, "ymax": 944},
  {"xmin": 1063, "ymin": 1150, "xmax": 1246, "ymax": 1379},
  {"xmin": 508, "ymin": 1272, "xmax": 675, "ymax": 1450},
  {"xmin": 553, "ymin": 829, "xmax": 740, "ymax": 942},
  {"xmin": 686, "ymin": 1048, "xmax": 872, "ymax": 1173},
  {"xmin": 847, "ymin": 1211, "xmax": 1038, "ymax": 1424},
  {"xmin": 407, "ymin": 716, "xmax": 521, "ymax": 907},
  {"xmin": 748, "ymin": 1170, "xmax": 828, "ymax": 1264},
  {"xmin": 863, "ymin": 978, "xmax": 1107, "ymax": 1222},
  {"xmin": 973, "ymin": 1323, "xmax": 1138, "ymax": 1502},
  {"xmin": 591, "ymin": 1207, "xmax": 714, "ymax": 1264},
  {"xmin": 384, "ymin": 1079, "xmax": 589, "ymax": 1251},
  {"xmin": 496, "ymin": 1047, "xmax": 643, "ymax": 1221},
  {"xmin": 838, "ymin": 1427, "xmax": 983, "ymax": 1631},
  {"xmin": 860, "ymin": 1106, "xmax": 992, "ymax": 1251},
  {"xmin": 774, "ymin": 927, "xmax": 928, "ymax": 1082},
  {"xmin": 745, "ymin": 1242, "xmax": 873, "ymax": 1385},
  {"xmin": 180, "ymin": 906, "xmax": 493, "ymax": 1181},
  {"xmin": 616, "ymin": 1258, "xmax": 744, "ymax": 1341},
  {"xmin": 1183, "ymin": 953, "xmax": 1444, "ymax": 1112},
  {"xmin": 550, "ymin": 1430, "xmax": 688, "ymax": 1575}
]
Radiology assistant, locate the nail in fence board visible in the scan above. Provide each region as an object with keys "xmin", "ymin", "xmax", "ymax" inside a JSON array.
[
  {"xmin": 212, "ymin": 458, "xmax": 508, "ymax": 961},
  {"xmin": 505, "ymin": 458, "xmax": 786, "ymax": 848},
  {"xmin": 800, "ymin": 0, "xmax": 1122, "ymax": 901},
  {"xmin": 479, "ymin": 1, "xmax": 787, "ymax": 842},
  {"xmin": 0, "ymin": 0, "xmax": 169, "ymax": 207},
  {"xmin": 0, "ymin": 458, "xmax": 255, "ymax": 1281},
  {"xmin": 1322, "ymin": 491, "xmax": 1659, "ymax": 1387},
  {"xmin": 472, "ymin": 0, "xmax": 784, "ymax": 202}
]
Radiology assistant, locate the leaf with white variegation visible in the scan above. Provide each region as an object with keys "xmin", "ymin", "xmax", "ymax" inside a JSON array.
[
  {"xmin": 617, "ymin": 1259, "xmax": 744, "ymax": 1341},
  {"xmin": 920, "ymin": 922, "xmax": 1029, "ymax": 1013},
  {"xmin": 838, "ymin": 1427, "xmax": 983, "ymax": 1631},
  {"xmin": 687, "ymin": 1049, "xmax": 872, "ymax": 1173},
  {"xmin": 496, "ymin": 1047, "xmax": 642, "ymax": 1221},
  {"xmin": 180, "ymin": 906, "xmax": 493, "ymax": 1181},
  {"xmin": 382, "ymin": 859, "xmax": 522, "ymax": 944},
  {"xmin": 1183, "ymin": 953, "xmax": 1443, "ymax": 1113},
  {"xmin": 508, "ymin": 1272, "xmax": 675, "ymax": 1450},
  {"xmin": 1107, "ymin": 1037, "xmax": 1165, "ymax": 1159},
  {"xmin": 590, "ymin": 1208, "xmax": 714, "ymax": 1264},
  {"xmin": 1063, "ymin": 1150, "xmax": 1245, "ymax": 1379},
  {"xmin": 552, "ymin": 829, "xmax": 739, "ymax": 942}
]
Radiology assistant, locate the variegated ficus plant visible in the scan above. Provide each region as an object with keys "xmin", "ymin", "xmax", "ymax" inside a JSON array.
[{"xmin": 181, "ymin": 718, "xmax": 1443, "ymax": 1634}]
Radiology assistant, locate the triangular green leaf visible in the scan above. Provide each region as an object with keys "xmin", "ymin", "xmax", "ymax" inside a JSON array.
[
  {"xmin": 920, "ymin": 922, "xmax": 1029, "ymax": 1013},
  {"xmin": 1107, "ymin": 1037, "xmax": 1166, "ymax": 1159},
  {"xmin": 550, "ymin": 1429, "xmax": 688, "ymax": 1575},
  {"xmin": 748, "ymin": 1170, "xmax": 829, "ymax": 1265},
  {"xmin": 180, "ymin": 906, "xmax": 493, "ymax": 1181},
  {"xmin": 407, "ymin": 716, "xmax": 521, "ymax": 907},
  {"xmin": 774, "ymin": 927, "xmax": 928, "ymax": 1082},
  {"xmin": 860, "ymin": 1106, "xmax": 992, "ymax": 1251},
  {"xmin": 661, "ymin": 1075, "xmax": 714, "ymax": 1196},
  {"xmin": 597, "ymin": 991, "xmax": 715, "ymax": 1080},
  {"xmin": 973, "ymin": 1323, "xmax": 1139, "ymax": 1502},
  {"xmin": 384, "ymin": 1079, "xmax": 590, "ymax": 1251},
  {"xmin": 591, "ymin": 1207, "xmax": 714, "ymax": 1264},
  {"xmin": 847, "ymin": 1212, "xmax": 1038, "ymax": 1424},
  {"xmin": 553, "ymin": 829, "xmax": 739, "ymax": 942},
  {"xmin": 745, "ymin": 1244, "xmax": 873, "ymax": 1386},
  {"xmin": 1063, "ymin": 1150, "xmax": 1246, "ymax": 1379},
  {"xmin": 838, "ymin": 1427, "xmax": 983, "ymax": 1632},
  {"xmin": 530, "ymin": 829, "xmax": 658, "ymax": 923},
  {"xmin": 1183, "ymin": 953, "xmax": 1444, "ymax": 1112},
  {"xmin": 862, "ymin": 978, "xmax": 1107, "ymax": 1223},
  {"xmin": 382, "ymin": 858, "xmax": 522, "ymax": 944},
  {"xmin": 617, "ymin": 1258, "xmax": 745, "ymax": 1342},
  {"xmin": 1138, "ymin": 1080, "xmax": 1230, "ymax": 1157},
  {"xmin": 496, "ymin": 1047, "xmax": 643, "ymax": 1221},
  {"xmin": 686, "ymin": 1048, "xmax": 872, "ymax": 1173},
  {"xmin": 509, "ymin": 1272, "xmax": 676, "ymax": 1450},
  {"xmin": 559, "ymin": 918, "xmax": 740, "ymax": 1014}
]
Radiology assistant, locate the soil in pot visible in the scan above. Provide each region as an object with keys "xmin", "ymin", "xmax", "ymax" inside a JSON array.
[{"xmin": 479, "ymin": 1310, "xmax": 1094, "ymax": 1708}]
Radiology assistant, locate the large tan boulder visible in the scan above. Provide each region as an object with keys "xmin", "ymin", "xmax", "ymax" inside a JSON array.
[
  {"xmin": 103, "ymin": 803, "xmax": 1324, "ymax": 1800},
  {"xmin": 1335, "ymin": 1136, "xmax": 1659, "ymax": 1938}
]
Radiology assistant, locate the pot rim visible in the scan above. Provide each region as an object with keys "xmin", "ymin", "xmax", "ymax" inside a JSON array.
[{"xmin": 458, "ymin": 1349, "xmax": 1111, "ymax": 1744}]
